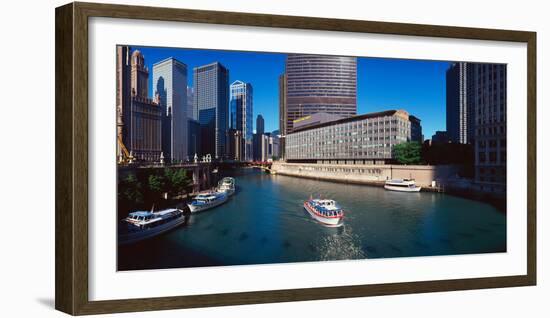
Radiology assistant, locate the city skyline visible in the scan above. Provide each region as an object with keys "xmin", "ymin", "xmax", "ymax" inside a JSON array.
[
  {"xmin": 133, "ymin": 46, "xmax": 451, "ymax": 138},
  {"xmin": 117, "ymin": 46, "xmax": 508, "ymax": 271}
]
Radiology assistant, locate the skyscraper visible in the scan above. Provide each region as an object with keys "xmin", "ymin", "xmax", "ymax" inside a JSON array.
[
  {"xmin": 253, "ymin": 133, "xmax": 269, "ymax": 162},
  {"xmin": 253, "ymin": 114, "xmax": 266, "ymax": 161},
  {"xmin": 116, "ymin": 47, "xmax": 162, "ymax": 162},
  {"xmin": 409, "ymin": 115, "xmax": 423, "ymax": 143},
  {"xmin": 446, "ymin": 62, "xmax": 507, "ymax": 193},
  {"xmin": 230, "ymin": 80, "xmax": 253, "ymax": 161},
  {"xmin": 285, "ymin": 54, "xmax": 357, "ymax": 133},
  {"xmin": 472, "ymin": 63, "xmax": 507, "ymax": 193},
  {"xmin": 256, "ymin": 114, "xmax": 264, "ymax": 135},
  {"xmin": 446, "ymin": 62, "xmax": 474, "ymax": 144},
  {"xmin": 278, "ymin": 73, "xmax": 287, "ymax": 135},
  {"xmin": 188, "ymin": 119, "xmax": 201, "ymax": 158},
  {"xmin": 153, "ymin": 57, "xmax": 188, "ymax": 162},
  {"xmin": 187, "ymin": 86, "xmax": 195, "ymax": 120},
  {"xmin": 194, "ymin": 62, "xmax": 229, "ymax": 159},
  {"xmin": 278, "ymin": 73, "xmax": 287, "ymax": 159}
]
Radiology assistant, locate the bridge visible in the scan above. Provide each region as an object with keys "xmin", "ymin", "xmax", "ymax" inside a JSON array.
[
  {"xmin": 118, "ymin": 162, "xmax": 214, "ymax": 194},
  {"xmin": 246, "ymin": 161, "xmax": 273, "ymax": 173},
  {"xmin": 118, "ymin": 159, "xmax": 275, "ymax": 194}
]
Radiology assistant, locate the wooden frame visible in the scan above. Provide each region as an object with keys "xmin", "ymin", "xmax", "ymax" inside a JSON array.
[{"xmin": 55, "ymin": 1, "xmax": 537, "ymax": 315}]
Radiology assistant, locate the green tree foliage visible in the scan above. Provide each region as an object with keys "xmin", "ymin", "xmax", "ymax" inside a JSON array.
[
  {"xmin": 148, "ymin": 174, "xmax": 165, "ymax": 196},
  {"xmin": 393, "ymin": 142, "xmax": 422, "ymax": 165},
  {"xmin": 119, "ymin": 173, "xmax": 143, "ymax": 204},
  {"xmin": 118, "ymin": 173, "xmax": 144, "ymax": 219},
  {"xmin": 118, "ymin": 168, "xmax": 193, "ymax": 218},
  {"xmin": 163, "ymin": 168, "xmax": 192, "ymax": 197}
]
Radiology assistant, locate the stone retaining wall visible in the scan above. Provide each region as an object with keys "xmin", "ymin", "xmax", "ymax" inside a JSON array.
[{"xmin": 271, "ymin": 162, "xmax": 459, "ymax": 187}]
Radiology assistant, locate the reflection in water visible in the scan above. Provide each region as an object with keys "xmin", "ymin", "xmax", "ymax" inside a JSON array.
[{"xmin": 118, "ymin": 168, "xmax": 506, "ymax": 271}]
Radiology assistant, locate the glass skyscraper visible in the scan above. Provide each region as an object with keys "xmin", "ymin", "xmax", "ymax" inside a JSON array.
[
  {"xmin": 152, "ymin": 57, "xmax": 188, "ymax": 162},
  {"xmin": 194, "ymin": 62, "xmax": 229, "ymax": 159},
  {"xmin": 230, "ymin": 80, "xmax": 253, "ymax": 161},
  {"xmin": 285, "ymin": 54, "xmax": 357, "ymax": 133}
]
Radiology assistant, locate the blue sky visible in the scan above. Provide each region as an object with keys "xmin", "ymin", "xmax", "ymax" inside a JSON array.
[{"xmin": 131, "ymin": 46, "xmax": 450, "ymax": 138}]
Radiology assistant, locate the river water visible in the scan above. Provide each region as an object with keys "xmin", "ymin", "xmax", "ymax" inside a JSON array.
[{"xmin": 118, "ymin": 168, "xmax": 506, "ymax": 271}]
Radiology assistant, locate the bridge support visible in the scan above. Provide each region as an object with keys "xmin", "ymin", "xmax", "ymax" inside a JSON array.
[{"xmin": 192, "ymin": 167, "xmax": 200, "ymax": 194}]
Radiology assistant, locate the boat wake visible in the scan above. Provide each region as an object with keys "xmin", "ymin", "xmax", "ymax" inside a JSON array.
[{"xmin": 317, "ymin": 227, "xmax": 366, "ymax": 261}]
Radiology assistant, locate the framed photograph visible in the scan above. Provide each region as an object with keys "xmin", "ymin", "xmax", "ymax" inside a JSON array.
[{"xmin": 55, "ymin": 2, "xmax": 536, "ymax": 315}]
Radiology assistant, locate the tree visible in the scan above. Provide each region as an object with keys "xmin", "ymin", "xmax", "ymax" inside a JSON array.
[
  {"xmin": 118, "ymin": 173, "xmax": 144, "ymax": 219},
  {"xmin": 119, "ymin": 173, "xmax": 143, "ymax": 204},
  {"xmin": 393, "ymin": 142, "xmax": 422, "ymax": 165},
  {"xmin": 163, "ymin": 168, "xmax": 192, "ymax": 197},
  {"xmin": 148, "ymin": 174, "xmax": 165, "ymax": 197}
]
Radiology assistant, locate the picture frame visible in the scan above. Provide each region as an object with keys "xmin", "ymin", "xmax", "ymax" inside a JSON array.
[{"xmin": 55, "ymin": 1, "xmax": 537, "ymax": 315}]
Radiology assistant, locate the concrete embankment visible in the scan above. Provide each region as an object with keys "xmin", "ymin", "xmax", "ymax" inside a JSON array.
[
  {"xmin": 270, "ymin": 162, "xmax": 459, "ymax": 189},
  {"xmin": 270, "ymin": 162, "xmax": 505, "ymax": 211}
]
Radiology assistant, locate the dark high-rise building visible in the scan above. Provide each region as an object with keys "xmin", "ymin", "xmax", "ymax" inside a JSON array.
[
  {"xmin": 188, "ymin": 119, "xmax": 201, "ymax": 158},
  {"xmin": 446, "ymin": 62, "xmax": 507, "ymax": 193},
  {"xmin": 279, "ymin": 74, "xmax": 287, "ymax": 134},
  {"xmin": 409, "ymin": 115, "xmax": 423, "ymax": 143},
  {"xmin": 256, "ymin": 114, "xmax": 265, "ymax": 135},
  {"xmin": 194, "ymin": 62, "xmax": 229, "ymax": 159},
  {"xmin": 472, "ymin": 63, "xmax": 507, "ymax": 193},
  {"xmin": 253, "ymin": 114, "xmax": 266, "ymax": 161},
  {"xmin": 253, "ymin": 133, "xmax": 269, "ymax": 162},
  {"xmin": 431, "ymin": 131, "xmax": 450, "ymax": 144},
  {"xmin": 226, "ymin": 129, "xmax": 244, "ymax": 161},
  {"xmin": 285, "ymin": 54, "xmax": 357, "ymax": 133},
  {"xmin": 446, "ymin": 62, "xmax": 474, "ymax": 144}
]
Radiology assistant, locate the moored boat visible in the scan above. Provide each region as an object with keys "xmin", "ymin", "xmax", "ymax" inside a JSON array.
[
  {"xmin": 118, "ymin": 207, "xmax": 186, "ymax": 245},
  {"xmin": 303, "ymin": 197, "xmax": 345, "ymax": 227},
  {"xmin": 384, "ymin": 179, "xmax": 422, "ymax": 192},
  {"xmin": 187, "ymin": 191, "xmax": 228, "ymax": 213},
  {"xmin": 217, "ymin": 177, "xmax": 235, "ymax": 196}
]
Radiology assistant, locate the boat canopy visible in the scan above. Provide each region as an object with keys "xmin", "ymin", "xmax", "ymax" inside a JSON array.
[{"xmin": 128, "ymin": 211, "xmax": 153, "ymax": 217}]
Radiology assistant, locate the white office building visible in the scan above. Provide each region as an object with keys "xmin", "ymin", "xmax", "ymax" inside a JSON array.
[{"xmin": 152, "ymin": 58, "xmax": 188, "ymax": 162}]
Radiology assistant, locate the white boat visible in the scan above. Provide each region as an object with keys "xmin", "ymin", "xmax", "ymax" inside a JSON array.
[
  {"xmin": 303, "ymin": 198, "xmax": 345, "ymax": 227},
  {"xmin": 217, "ymin": 177, "xmax": 235, "ymax": 196},
  {"xmin": 118, "ymin": 208, "xmax": 186, "ymax": 245},
  {"xmin": 187, "ymin": 191, "xmax": 228, "ymax": 213},
  {"xmin": 384, "ymin": 179, "xmax": 422, "ymax": 192}
]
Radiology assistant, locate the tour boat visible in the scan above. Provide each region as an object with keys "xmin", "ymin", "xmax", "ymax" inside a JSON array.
[
  {"xmin": 217, "ymin": 177, "xmax": 235, "ymax": 196},
  {"xmin": 118, "ymin": 207, "xmax": 186, "ymax": 245},
  {"xmin": 187, "ymin": 191, "xmax": 229, "ymax": 213},
  {"xmin": 384, "ymin": 179, "xmax": 422, "ymax": 192},
  {"xmin": 303, "ymin": 197, "xmax": 345, "ymax": 227}
]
